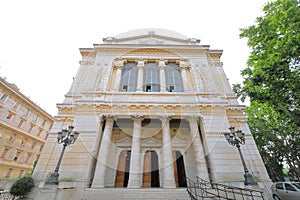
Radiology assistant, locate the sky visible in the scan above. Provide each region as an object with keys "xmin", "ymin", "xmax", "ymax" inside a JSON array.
[{"xmin": 0, "ymin": 0, "xmax": 271, "ymax": 116}]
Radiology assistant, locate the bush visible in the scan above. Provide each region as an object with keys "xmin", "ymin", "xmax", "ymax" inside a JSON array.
[{"xmin": 10, "ymin": 176, "xmax": 34, "ymax": 198}]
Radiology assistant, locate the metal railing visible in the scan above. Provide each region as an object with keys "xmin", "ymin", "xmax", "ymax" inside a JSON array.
[{"xmin": 187, "ymin": 177, "xmax": 265, "ymax": 200}]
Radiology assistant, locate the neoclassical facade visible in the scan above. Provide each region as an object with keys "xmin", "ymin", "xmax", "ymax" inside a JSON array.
[{"xmin": 33, "ymin": 29, "xmax": 271, "ymax": 193}]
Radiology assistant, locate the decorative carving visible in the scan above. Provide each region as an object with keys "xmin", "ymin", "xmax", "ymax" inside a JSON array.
[
  {"xmin": 208, "ymin": 61, "xmax": 223, "ymax": 67},
  {"xmin": 79, "ymin": 60, "xmax": 95, "ymax": 65}
]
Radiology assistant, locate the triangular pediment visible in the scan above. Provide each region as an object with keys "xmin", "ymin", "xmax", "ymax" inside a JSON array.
[
  {"xmin": 141, "ymin": 137, "xmax": 162, "ymax": 147},
  {"xmin": 102, "ymin": 28, "xmax": 200, "ymax": 46}
]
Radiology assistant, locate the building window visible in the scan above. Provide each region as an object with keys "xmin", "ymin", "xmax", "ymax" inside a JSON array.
[
  {"xmin": 5, "ymin": 113, "xmax": 13, "ymax": 122},
  {"xmin": 144, "ymin": 62, "xmax": 160, "ymax": 92},
  {"xmin": 14, "ymin": 151, "xmax": 21, "ymax": 161},
  {"xmin": 8, "ymin": 134, "xmax": 16, "ymax": 143},
  {"xmin": 28, "ymin": 125, "xmax": 34, "ymax": 133},
  {"xmin": 1, "ymin": 148, "xmax": 9, "ymax": 158},
  {"xmin": 24, "ymin": 109, "xmax": 30, "ymax": 116},
  {"xmin": 119, "ymin": 62, "xmax": 137, "ymax": 92},
  {"xmin": 37, "ymin": 129, "xmax": 42, "ymax": 137},
  {"xmin": 0, "ymin": 93, "xmax": 8, "ymax": 101},
  {"xmin": 42, "ymin": 119, "xmax": 46, "ymax": 126},
  {"xmin": 31, "ymin": 142, "xmax": 36, "ymax": 149},
  {"xmin": 25, "ymin": 153, "xmax": 32, "ymax": 163},
  {"xmin": 18, "ymin": 120, "xmax": 24, "ymax": 128},
  {"xmin": 40, "ymin": 145, "xmax": 44, "ymax": 152},
  {"xmin": 20, "ymin": 138, "xmax": 27, "ymax": 147},
  {"xmin": 44, "ymin": 134, "xmax": 49, "ymax": 140},
  {"xmin": 166, "ymin": 62, "xmax": 183, "ymax": 92},
  {"xmin": 18, "ymin": 170, "xmax": 24, "ymax": 178},
  {"xmin": 13, "ymin": 102, "xmax": 20, "ymax": 109},
  {"xmin": 34, "ymin": 114, "xmax": 39, "ymax": 122},
  {"xmin": 6, "ymin": 168, "xmax": 13, "ymax": 178}
]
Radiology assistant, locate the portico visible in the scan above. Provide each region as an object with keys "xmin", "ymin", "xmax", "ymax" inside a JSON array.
[{"xmin": 91, "ymin": 114, "xmax": 208, "ymax": 189}]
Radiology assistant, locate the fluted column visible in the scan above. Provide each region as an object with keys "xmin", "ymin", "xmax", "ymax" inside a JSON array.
[
  {"xmin": 158, "ymin": 59, "xmax": 167, "ymax": 92},
  {"xmin": 179, "ymin": 60, "xmax": 191, "ymax": 92},
  {"xmin": 91, "ymin": 115, "xmax": 114, "ymax": 188},
  {"xmin": 113, "ymin": 59, "xmax": 124, "ymax": 91},
  {"xmin": 127, "ymin": 115, "xmax": 143, "ymax": 188},
  {"xmin": 160, "ymin": 115, "xmax": 176, "ymax": 188},
  {"xmin": 136, "ymin": 58, "xmax": 144, "ymax": 92},
  {"xmin": 186, "ymin": 116, "xmax": 209, "ymax": 180}
]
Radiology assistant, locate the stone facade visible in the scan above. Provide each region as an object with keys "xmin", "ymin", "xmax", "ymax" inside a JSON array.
[
  {"xmin": 0, "ymin": 77, "xmax": 54, "ymax": 190},
  {"xmin": 32, "ymin": 29, "xmax": 272, "ymax": 198}
]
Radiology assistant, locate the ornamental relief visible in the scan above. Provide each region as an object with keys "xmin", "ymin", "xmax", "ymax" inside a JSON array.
[
  {"xmin": 79, "ymin": 60, "xmax": 95, "ymax": 65},
  {"xmin": 208, "ymin": 61, "xmax": 223, "ymax": 67}
]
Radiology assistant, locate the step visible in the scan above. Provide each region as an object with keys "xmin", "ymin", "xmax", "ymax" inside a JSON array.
[{"xmin": 43, "ymin": 188, "xmax": 191, "ymax": 200}]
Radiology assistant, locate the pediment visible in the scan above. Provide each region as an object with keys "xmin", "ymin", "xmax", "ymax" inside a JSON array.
[
  {"xmin": 141, "ymin": 137, "xmax": 162, "ymax": 147},
  {"xmin": 103, "ymin": 28, "xmax": 200, "ymax": 46},
  {"xmin": 171, "ymin": 137, "xmax": 187, "ymax": 147},
  {"xmin": 115, "ymin": 136, "xmax": 132, "ymax": 147}
]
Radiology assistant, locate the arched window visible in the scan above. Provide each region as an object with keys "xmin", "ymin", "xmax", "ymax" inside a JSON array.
[
  {"xmin": 166, "ymin": 62, "xmax": 183, "ymax": 92},
  {"xmin": 144, "ymin": 62, "xmax": 160, "ymax": 92},
  {"xmin": 119, "ymin": 62, "xmax": 137, "ymax": 92}
]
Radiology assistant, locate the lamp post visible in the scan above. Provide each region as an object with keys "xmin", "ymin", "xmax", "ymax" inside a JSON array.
[
  {"xmin": 46, "ymin": 126, "xmax": 79, "ymax": 185},
  {"xmin": 224, "ymin": 127, "xmax": 257, "ymax": 185}
]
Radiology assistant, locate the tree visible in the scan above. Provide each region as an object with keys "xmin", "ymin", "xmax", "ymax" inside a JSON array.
[
  {"xmin": 234, "ymin": 0, "xmax": 300, "ymax": 181},
  {"xmin": 10, "ymin": 176, "xmax": 34, "ymax": 199}
]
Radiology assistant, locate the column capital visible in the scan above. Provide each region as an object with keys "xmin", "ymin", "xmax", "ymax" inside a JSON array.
[
  {"xmin": 185, "ymin": 115, "xmax": 201, "ymax": 122},
  {"xmin": 103, "ymin": 114, "xmax": 115, "ymax": 120},
  {"xmin": 157, "ymin": 59, "xmax": 167, "ymax": 70},
  {"xmin": 113, "ymin": 59, "xmax": 125, "ymax": 68},
  {"xmin": 137, "ymin": 59, "xmax": 145, "ymax": 69},
  {"xmin": 159, "ymin": 114, "xmax": 173, "ymax": 121},
  {"xmin": 131, "ymin": 114, "xmax": 144, "ymax": 121}
]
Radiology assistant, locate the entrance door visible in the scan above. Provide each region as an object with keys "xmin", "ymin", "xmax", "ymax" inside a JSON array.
[
  {"xmin": 173, "ymin": 151, "xmax": 187, "ymax": 187},
  {"xmin": 142, "ymin": 150, "xmax": 160, "ymax": 187},
  {"xmin": 115, "ymin": 150, "xmax": 131, "ymax": 187}
]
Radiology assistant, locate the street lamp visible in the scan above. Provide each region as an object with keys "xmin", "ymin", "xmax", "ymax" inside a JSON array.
[
  {"xmin": 46, "ymin": 126, "xmax": 79, "ymax": 185},
  {"xmin": 224, "ymin": 126, "xmax": 257, "ymax": 185}
]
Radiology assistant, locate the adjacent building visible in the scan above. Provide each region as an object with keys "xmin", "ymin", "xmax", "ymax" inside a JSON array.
[
  {"xmin": 32, "ymin": 29, "xmax": 272, "ymax": 199},
  {"xmin": 0, "ymin": 77, "xmax": 54, "ymax": 190}
]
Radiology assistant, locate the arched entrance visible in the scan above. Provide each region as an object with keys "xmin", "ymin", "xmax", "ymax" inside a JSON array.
[
  {"xmin": 115, "ymin": 150, "xmax": 131, "ymax": 187},
  {"xmin": 173, "ymin": 151, "xmax": 187, "ymax": 187},
  {"xmin": 142, "ymin": 150, "xmax": 160, "ymax": 187}
]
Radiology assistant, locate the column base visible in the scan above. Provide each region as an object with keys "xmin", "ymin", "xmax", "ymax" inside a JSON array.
[
  {"xmin": 127, "ymin": 179, "xmax": 141, "ymax": 188},
  {"xmin": 163, "ymin": 180, "xmax": 176, "ymax": 189},
  {"xmin": 91, "ymin": 179, "xmax": 105, "ymax": 188}
]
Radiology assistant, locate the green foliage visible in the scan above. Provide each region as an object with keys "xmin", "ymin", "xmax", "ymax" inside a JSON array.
[
  {"xmin": 10, "ymin": 176, "xmax": 34, "ymax": 198},
  {"xmin": 235, "ymin": 0, "xmax": 300, "ymax": 181}
]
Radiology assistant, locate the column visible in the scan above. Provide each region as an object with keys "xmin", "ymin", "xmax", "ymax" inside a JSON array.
[
  {"xmin": 158, "ymin": 59, "xmax": 167, "ymax": 92},
  {"xmin": 179, "ymin": 60, "xmax": 191, "ymax": 92},
  {"xmin": 136, "ymin": 58, "xmax": 144, "ymax": 92},
  {"xmin": 91, "ymin": 115, "xmax": 114, "ymax": 188},
  {"xmin": 160, "ymin": 115, "xmax": 176, "ymax": 188},
  {"xmin": 127, "ymin": 115, "xmax": 143, "ymax": 188},
  {"xmin": 113, "ymin": 59, "xmax": 124, "ymax": 91},
  {"xmin": 85, "ymin": 115, "xmax": 104, "ymax": 187},
  {"xmin": 187, "ymin": 116, "xmax": 209, "ymax": 180}
]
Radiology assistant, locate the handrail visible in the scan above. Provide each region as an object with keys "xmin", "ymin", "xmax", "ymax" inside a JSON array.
[{"xmin": 186, "ymin": 177, "xmax": 265, "ymax": 200}]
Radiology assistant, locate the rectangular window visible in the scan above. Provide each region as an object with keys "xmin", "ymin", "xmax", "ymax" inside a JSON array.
[
  {"xmin": 0, "ymin": 93, "xmax": 8, "ymax": 101},
  {"xmin": 34, "ymin": 114, "xmax": 39, "ymax": 122},
  {"xmin": 24, "ymin": 109, "xmax": 30, "ymax": 116},
  {"xmin": 18, "ymin": 120, "xmax": 24, "ymax": 128},
  {"xmin": 25, "ymin": 153, "xmax": 32, "ymax": 163},
  {"xmin": 5, "ymin": 113, "xmax": 13, "ymax": 122},
  {"xmin": 14, "ymin": 151, "xmax": 21, "ymax": 161},
  {"xmin": 18, "ymin": 170, "xmax": 24, "ymax": 178},
  {"xmin": 28, "ymin": 125, "xmax": 34, "ymax": 133},
  {"xmin": 42, "ymin": 119, "xmax": 46, "ymax": 126},
  {"xmin": 13, "ymin": 102, "xmax": 20, "ymax": 109},
  {"xmin": 37, "ymin": 129, "xmax": 42, "ymax": 137},
  {"xmin": 6, "ymin": 168, "xmax": 13, "ymax": 178},
  {"xmin": 1, "ymin": 148, "xmax": 9, "ymax": 158},
  {"xmin": 31, "ymin": 142, "xmax": 36, "ymax": 149}
]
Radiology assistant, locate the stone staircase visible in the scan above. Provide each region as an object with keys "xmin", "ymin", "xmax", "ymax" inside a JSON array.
[{"xmin": 33, "ymin": 187, "xmax": 191, "ymax": 200}]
